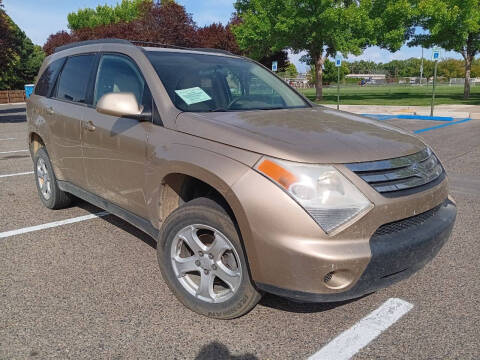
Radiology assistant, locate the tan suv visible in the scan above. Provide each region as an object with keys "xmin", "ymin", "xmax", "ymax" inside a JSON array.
[{"xmin": 27, "ymin": 39, "xmax": 456, "ymax": 319}]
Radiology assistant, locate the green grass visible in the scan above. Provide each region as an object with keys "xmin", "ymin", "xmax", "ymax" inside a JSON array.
[{"xmin": 299, "ymin": 84, "xmax": 480, "ymax": 106}]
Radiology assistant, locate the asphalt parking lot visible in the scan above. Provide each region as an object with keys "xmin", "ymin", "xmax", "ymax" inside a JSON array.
[{"xmin": 1, "ymin": 103, "xmax": 479, "ymax": 359}]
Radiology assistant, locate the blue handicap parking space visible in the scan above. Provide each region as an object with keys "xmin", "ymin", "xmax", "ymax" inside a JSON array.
[{"xmin": 362, "ymin": 113, "xmax": 472, "ymax": 134}]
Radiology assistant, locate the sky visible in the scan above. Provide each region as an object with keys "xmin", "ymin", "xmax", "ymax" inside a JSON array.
[{"xmin": 3, "ymin": 0, "xmax": 463, "ymax": 73}]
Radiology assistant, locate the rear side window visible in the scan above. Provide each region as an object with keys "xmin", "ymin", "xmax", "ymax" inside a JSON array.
[
  {"xmin": 56, "ymin": 54, "xmax": 96, "ymax": 104},
  {"xmin": 34, "ymin": 58, "xmax": 65, "ymax": 97}
]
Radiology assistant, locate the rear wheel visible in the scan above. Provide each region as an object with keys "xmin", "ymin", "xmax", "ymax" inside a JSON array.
[
  {"xmin": 34, "ymin": 147, "xmax": 72, "ymax": 209},
  {"xmin": 157, "ymin": 197, "xmax": 261, "ymax": 319}
]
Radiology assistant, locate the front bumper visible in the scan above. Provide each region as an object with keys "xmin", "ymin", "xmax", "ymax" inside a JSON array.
[{"xmin": 256, "ymin": 199, "xmax": 456, "ymax": 302}]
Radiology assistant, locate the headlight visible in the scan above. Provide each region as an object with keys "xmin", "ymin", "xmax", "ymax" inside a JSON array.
[{"xmin": 255, "ymin": 157, "xmax": 373, "ymax": 234}]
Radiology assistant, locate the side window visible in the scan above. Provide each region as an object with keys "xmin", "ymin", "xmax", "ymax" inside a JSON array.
[
  {"xmin": 93, "ymin": 54, "xmax": 146, "ymax": 107},
  {"xmin": 34, "ymin": 58, "xmax": 66, "ymax": 97},
  {"xmin": 56, "ymin": 54, "xmax": 96, "ymax": 104}
]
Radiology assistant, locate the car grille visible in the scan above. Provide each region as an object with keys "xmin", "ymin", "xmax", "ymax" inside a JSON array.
[
  {"xmin": 346, "ymin": 148, "xmax": 444, "ymax": 197},
  {"xmin": 372, "ymin": 203, "xmax": 442, "ymax": 238}
]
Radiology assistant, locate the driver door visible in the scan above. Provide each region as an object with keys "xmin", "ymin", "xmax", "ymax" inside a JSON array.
[{"xmin": 82, "ymin": 53, "xmax": 152, "ymax": 218}]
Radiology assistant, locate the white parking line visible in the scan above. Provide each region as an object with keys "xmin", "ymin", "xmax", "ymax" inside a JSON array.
[
  {"xmin": 308, "ymin": 298, "xmax": 413, "ymax": 360},
  {"xmin": 0, "ymin": 171, "xmax": 34, "ymax": 178},
  {"xmin": 0, "ymin": 138, "xmax": 16, "ymax": 141},
  {"xmin": 0, "ymin": 212, "xmax": 109, "ymax": 239},
  {"xmin": 0, "ymin": 149, "xmax": 28, "ymax": 154}
]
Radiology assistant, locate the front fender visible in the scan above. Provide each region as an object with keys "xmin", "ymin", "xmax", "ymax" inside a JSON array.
[{"xmin": 144, "ymin": 141, "xmax": 259, "ymax": 229}]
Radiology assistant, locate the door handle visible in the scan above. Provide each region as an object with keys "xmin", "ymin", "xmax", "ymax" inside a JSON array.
[
  {"xmin": 83, "ymin": 120, "xmax": 96, "ymax": 132},
  {"xmin": 46, "ymin": 107, "xmax": 54, "ymax": 115}
]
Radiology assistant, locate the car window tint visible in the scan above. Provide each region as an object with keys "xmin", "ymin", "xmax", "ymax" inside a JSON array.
[
  {"xmin": 56, "ymin": 54, "xmax": 95, "ymax": 103},
  {"xmin": 93, "ymin": 54, "xmax": 145, "ymax": 106},
  {"xmin": 34, "ymin": 58, "xmax": 66, "ymax": 97},
  {"xmin": 146, "ymin": 51, "xmax": 308, "ymax": 112}
]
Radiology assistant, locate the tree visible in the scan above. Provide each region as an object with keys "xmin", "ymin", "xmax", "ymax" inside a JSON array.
[
  {"xmin": 258, "ymin": 50, "xmax": 289, "ymax": 72},
  {"xmin": 43, "ymin": 31, "xmax": 73, "ymax": 56},
  {"xmin": 0, "ymin": 0, "xmax": 16, "ymax": 71},
  {"xmin": 232, "ymin": 0, "xmax": 384, "ymax": 100},
  {"xmin": 0, "ymin": 6, "xmax": 45, "ymax": 89},
  {"xmin": 438, "ymin": 59, "xmax": 464, "ymax": 80},
  {"xmin": 471, "ymin": 59, "xmax": 480, "ymax": 78},
  {"xmin": 284, "ymin": 63, "xmax": 298, "ymax": 78},
  {"xmin": 323, "ymin": 59, "xmax": 349, "ymax": 84},
  {"xmin": 67, "ymin": 0, "xmax": 148, "ymax": 30},
  {"xmin": 128, "ymin": 1, "xmax": 198, "ymax": 46},
  {"xmin": 196, "ymin": 23, "xmax": 240, "ymax": 54},
  {"xmin": 44, "ymin": 1, "xmax": 199, "ymax": 55},
  {"xmin": 346, "ymin": 60, "xmax": 381, "ymax": 75},
  {"xmin": 307, "ymin": 59, "xmax": 349, "ymax": 84},
  {"xmin": 411, "ymin": 0, "xmax": 480, "ymax": 98}
]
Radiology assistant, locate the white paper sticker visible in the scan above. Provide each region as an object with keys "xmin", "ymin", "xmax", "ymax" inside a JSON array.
[{"xmin": 175, "ymin": 87, "xmax": 212, "ymax": 105}]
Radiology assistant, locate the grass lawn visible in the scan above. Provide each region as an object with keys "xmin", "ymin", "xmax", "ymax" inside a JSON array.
[{"xmin": 299, "ymin": 84, "xmax": 480, "ymax": 106}]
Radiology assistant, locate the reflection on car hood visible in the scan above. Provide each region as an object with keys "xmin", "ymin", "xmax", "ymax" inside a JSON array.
[{"xmin": 175, "ymin": 106, "xmax": 426, "ymax": 164}]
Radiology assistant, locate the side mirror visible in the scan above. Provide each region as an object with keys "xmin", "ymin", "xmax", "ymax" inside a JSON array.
[{"xmin": 96, "ymin": 92, "xmax": 146, "ymax": 119}]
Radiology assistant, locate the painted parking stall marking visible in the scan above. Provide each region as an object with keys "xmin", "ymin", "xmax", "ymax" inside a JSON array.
[
  {"xmin": 413, "ymin": 118, "xmax": 472, "ymax": 134},
  {"xmin": 0, "ymin": 138, "xmax": 16, "ymax": 141},
  {"xmin": 308, "ymin": 298, "xmax": 413, "ymax": 360},
  {"xmin": 0, "ymin": 149, "xmax": 29, "ymax": 154},
  {"xmin": 362, "ymin": 113, "xmax": 472, "ymax": 134},
  {"xmin": 0, "ymin": 212, "xmax": 109, "ymax": 239},
  {"xmin": 0, "ymin": 171, "xmax": 34, "ymax": 178}
]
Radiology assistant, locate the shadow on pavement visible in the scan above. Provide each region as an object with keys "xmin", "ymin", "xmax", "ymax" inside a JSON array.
[
  {"xmin": 0, "ymin": 154, "xmax": 30, "ymax": 160},
  {"xmin": 0, "ymin": 114, "xmax": 26, "ymax": 123},
  {"xmin": 259, "ymin": 291, "xmax": 367, "ymax": 314},
  {"xmin": 0, "ymin": 107, "xmax": 26, "ymax": 114},
  {"xmin": 76, "ymin": 199, "xmax": 366, "ymax": 315},
  {"xmin": 195, "ymin": 341, "xmax": 258, "ymax": 360},
  {"xmin": 76, "ymin": 199, "xmax": 157, "ymax": 249}
]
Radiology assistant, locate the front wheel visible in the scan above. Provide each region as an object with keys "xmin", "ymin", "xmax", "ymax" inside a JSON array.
[{"xmin": 157, "ymin": 197, "xmax": 261, "ymax": 319}]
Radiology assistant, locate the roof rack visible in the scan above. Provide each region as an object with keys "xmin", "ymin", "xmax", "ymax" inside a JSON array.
[
  {"xmin": 190, "ymin": 48, "xmax": 234, "ymax": 55},
  {"xmin": 130, "ymin": 40, "xmax": 234, "ymax": 55},
  {"xmin": 54, "ymin": 38, "xmax": 235, "ymax": 56},
  {"xmin": 54, "ymin": 38, "xmax": 132, "ymax": 53}
]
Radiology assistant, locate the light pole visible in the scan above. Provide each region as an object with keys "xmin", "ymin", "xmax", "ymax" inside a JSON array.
[{"xmin": 430, "ymin": 47, "xmax": 440, "ymax": 117}]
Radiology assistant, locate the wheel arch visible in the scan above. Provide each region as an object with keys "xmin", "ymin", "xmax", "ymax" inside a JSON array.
[
  {"xmin": 29, "ymin": 132, "xmax": 46, "ymax": 156},
  {"xmin": 153, "ymin": 166, "xmax": 258, "ymax": 281}
]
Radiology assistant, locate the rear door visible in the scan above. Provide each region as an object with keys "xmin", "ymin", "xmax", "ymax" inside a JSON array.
[
  {"xmin": 82, "ymin": 53, "xmax": 152, "ymax": 217},
  {"xmin": 48, "ymin": 54, "xmax": 97, "ymax": 187}
]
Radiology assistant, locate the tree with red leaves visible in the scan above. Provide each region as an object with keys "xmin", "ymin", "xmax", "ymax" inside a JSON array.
[
  {"xmin": 197, "ymin": 23, "xmax": 240, "ymax": 54},
  {"xmin": 43, "ymin": 1, "xmax": 200, "ymax": 55},
  {"xmin": 42, "ymin": 31, "xmax": 74, "ymax": 56},
  {"xmin": 140, "ymin": 1, "xmax": 198, "ymax": 47}
]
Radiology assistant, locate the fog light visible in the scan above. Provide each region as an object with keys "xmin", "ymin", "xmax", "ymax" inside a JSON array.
[{"xmin": 323, "ymin": 270, "xmax": 354, "ymax": 289}]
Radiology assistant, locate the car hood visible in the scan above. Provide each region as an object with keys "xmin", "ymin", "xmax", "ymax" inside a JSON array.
[{"xmin": 175, "ymin": 106, "xmax": 426, "ymax": 164}]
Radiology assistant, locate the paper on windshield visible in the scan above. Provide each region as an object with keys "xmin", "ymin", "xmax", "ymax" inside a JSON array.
[{"xmin": 174, "ymin": 87, "xmax": 211, "ymax": 105}]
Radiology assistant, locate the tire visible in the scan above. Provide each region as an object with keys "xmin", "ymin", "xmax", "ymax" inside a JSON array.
[
  {"xmin": 33, "ymin": 147, "xmax": 72, "ymax": 209},
  {"xmin": 157, "ymin": 197, "xmax": 261, "ymax": 319}
]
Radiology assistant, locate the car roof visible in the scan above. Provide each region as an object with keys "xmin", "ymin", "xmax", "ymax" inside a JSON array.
[{"xmin": 54, "ymin": 38, "xmax": 238, "ymax": 58}]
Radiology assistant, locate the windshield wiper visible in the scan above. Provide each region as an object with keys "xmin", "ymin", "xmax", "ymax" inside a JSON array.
[
  {"xmin": 257, "ymin": 107, "xmax": 285, "ymax": 110},
  {"xmin": 208, "ymin": 108, "xmax": 229, "ymax": 112}
]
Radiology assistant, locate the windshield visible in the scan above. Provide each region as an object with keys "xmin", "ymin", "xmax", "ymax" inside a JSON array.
[{"xmin": 146, "ymin": 51, "xmax": 309, "ymax": 112}]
